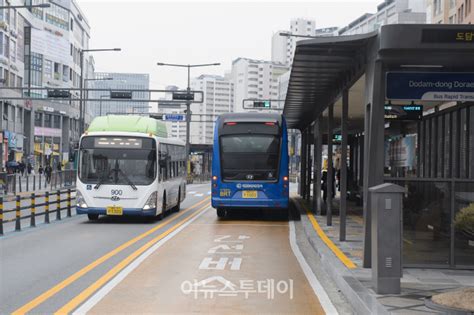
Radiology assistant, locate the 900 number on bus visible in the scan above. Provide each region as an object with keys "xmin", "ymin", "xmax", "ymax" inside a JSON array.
[{"xmin": 111, "ymin": 189, "xmax": 123, "ymax": 196}]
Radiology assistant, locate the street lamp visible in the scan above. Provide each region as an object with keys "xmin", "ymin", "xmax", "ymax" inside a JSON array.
[
  {"xmin": 79, "ymin": 48, "xmax": 121, "ymax": 134},
  {"xmin": 156, "ymin": 62, "xmax": 220, "ymax": 164}
]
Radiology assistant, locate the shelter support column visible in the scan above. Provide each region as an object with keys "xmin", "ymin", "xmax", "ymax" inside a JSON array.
[
  {"xmin": 313, "ymin": 119, "xmax": 322, "ymax": 214},
  {"xmin": 306, "ymin": 128, "xmax": 312, "ymax": 201},
  {"xmin": 363, "ymin": 59, "xmax": 386, "ymax": 268},
  {"xmin": 340, "ymin": 89, "xmax": 349, "ymax": 241},
  {"xmin": 327, "ymin": 103, "xmax": 334, "ymax": 226},
  {"xmin": 300, "ymin": 129, "xmax": 307, "ymax": 198}
]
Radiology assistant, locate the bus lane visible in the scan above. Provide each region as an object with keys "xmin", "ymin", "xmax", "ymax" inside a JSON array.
[{"xmin": 81, "ymin": 210, "xmax": 331, "ymax": 314}]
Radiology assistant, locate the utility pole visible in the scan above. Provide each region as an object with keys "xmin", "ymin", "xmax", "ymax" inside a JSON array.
[{"xmin": 157, "ymin": 62, "xmax": 220, "ymax": 167}]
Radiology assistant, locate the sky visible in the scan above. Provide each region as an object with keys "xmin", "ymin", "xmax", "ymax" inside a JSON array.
[{"xmin": 78, "ymin": 0, "xmax": 382, "ymax": 89}]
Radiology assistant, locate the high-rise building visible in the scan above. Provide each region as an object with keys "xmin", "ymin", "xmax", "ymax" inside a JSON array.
[
  {"xmin": 427, "ymin": 0, "xmax": 473, "ymax": 24},
  {"xmin": 271, "ymin": 18, "xmax": 316, "ymax": 66},
  {"xmin": 231, "ymin": 58, "xmax": 288, "ymax": 113},
  {"xmin": 190, "ymin": 74, "xmax": 233, "ymax": 145},
  {"xmin": 338, "ymin": 0, "xmax": 426, "ymax": 35},
  {"xmin": 0, "ymin": 0, "xmax": 93, "ymax": 168},
  {"xmin": 91, "ymin": 72, "xmax": 150, "ymax": 116}
]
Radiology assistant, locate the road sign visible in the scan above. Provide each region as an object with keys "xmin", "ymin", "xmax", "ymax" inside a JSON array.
[
  {"xmin": 386, "ymin": 72, "xmax": 474, "ymax": 101},
  {"xmin": 172, "ymin": 92, "xmax": 194, "ymax": 101},
  {"xmin": 163, "ymin": 114, "xmax": 185, "ymax": 121},
  {"xmin": 243, "ymin": 99, "xmax": 273, "ymax": 109},
  {"xmin": 384, "ymin": 105, "xmax": 423, "ymax": 121},
  {"xmin": 158, "ymin": 101, "xmax": 184, "ymax": 108},
  {"xmin": 47, "ymin": 89, "xmax": 70, "ymax": 98},
  {"xmin": 110, "ymin": 91, "xmax": 133, "ymax": 99}
]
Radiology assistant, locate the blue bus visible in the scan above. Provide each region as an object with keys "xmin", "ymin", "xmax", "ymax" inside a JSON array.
[{"xmin": 211, "ymin": 113, "xmax": 289, "ymax": 217}]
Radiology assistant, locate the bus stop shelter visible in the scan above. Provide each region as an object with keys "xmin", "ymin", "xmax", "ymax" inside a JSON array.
[{"xmin": 284, "ymin": 24, "xmax": 474, "ymax": 269}]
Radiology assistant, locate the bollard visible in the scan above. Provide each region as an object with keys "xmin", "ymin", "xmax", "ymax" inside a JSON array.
[
  {"xmin": 30, "ymin": 193, "xmax": 36, "ymax": 227},
  {"xmin": 67, "ymin": 189, "xmax": 72, "ymax": 217},
  {"xmin": 45, "ymin": 192, "xmax": 50, "ymax": 224},
  {"xmin": 13, "ymin": 175, "xmax": 16, "ymax": 195},
  {"xmin": 33, "ymin": 175, "xmax": 36, "ymax": 191},
  {"xmin": 15, "ymin": 195, "xmax": 21, "ymax": 231},
  {"xmin": 26, "ymin": 175, "xmax": 29, "ymax": 191},
  {"xmin": 39, "ymin": 174, "xmax": 42, "ymax": 189},
  {"xmin": 56, "ymin": 190, "xmax": 61, "ymax": 221},
  {"xmin": 18, "ymin": 176, "xmax": 22, "ymax": 193},
  {"xmin": 0, "ymin": 197, "xmax": 3, "ymax": 235}
]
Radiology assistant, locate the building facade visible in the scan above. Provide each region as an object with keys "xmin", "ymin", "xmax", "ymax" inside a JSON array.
[
  {"xmin": 338, "ymin": 0, "xmax": 426, "ymax": 35},
  {"xmin": 190, "ymin": 74, "xmax": 233, "ymax": 145},
  {"xmin": 427, "ymin": 0, "xmax": 473, "ymax": 24},
  {"xmin": 90, "ymin": 72, "xmax": 150, "ymax": 117},
  {"xmin": 271, "ymin": 18, "xmax": 316, "ymax": 66},
  {"xmin": 231, "ymin": 57, "xmax": 288, "ymax": 113},
  {"xmin": 0, "ymin": 0, "xmax": 93, "ymax": 170}
]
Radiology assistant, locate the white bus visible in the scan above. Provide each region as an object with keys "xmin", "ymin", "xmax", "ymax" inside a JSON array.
[{"xmin": 76, "ymin": 115, "xmax": 186, "ymax": 220}]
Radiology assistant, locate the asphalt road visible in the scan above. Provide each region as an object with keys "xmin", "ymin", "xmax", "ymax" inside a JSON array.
[{"xmin": 0, "ymin": 183, "xmax": 350, "ymax": 314}]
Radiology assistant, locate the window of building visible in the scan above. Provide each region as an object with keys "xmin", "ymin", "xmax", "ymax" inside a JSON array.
[
  {"xmin": 34, "ymin": 112, "xmax": 43, "ymax": 127},
  {"xmin": 3, "ymin": 69, "xmax": 8, "ymax": 87},
  {"xmin": 0, "ymin": 33, "xmax": 3, "ymax": 56},
  {"xmin": 16, "ymin": 76, "xmax": 22, "ymax": 87},
  {"xmin": 434, "ymin": 0, "xmax": 443, "ymax": 15},
  {"xmin": 9, "ymin": 72, "xmax": 14, "ymax": 87},
  {"xmin": 4, "ymin": 34, "xmax": 9, "ymax": 58},
  {"xmin": 53, "ymin": 115, "xmax": 60, "ymax": 128},
  {"xmin": 44, "ymin": 59, "xmax": 52, "ymax": 79},
  {"xmin": 44, "ymin": 113, "xmax": 52, "ymax": 128},
  {"xmin": 17, "ymin": 107, "xmax": 23, "ymax": 123},
  {"xmin": 10, "ymin": 38, "xmax": 15, "ymax": 62}
]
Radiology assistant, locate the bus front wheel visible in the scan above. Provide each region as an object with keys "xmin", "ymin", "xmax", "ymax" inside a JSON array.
[
  {"xmin": 216, "ymin": 208, "xmax": 227, "ymax": 218},
  {"xmin": 87, "ymin": 214, "xmax": 99, "ymax": 221}
]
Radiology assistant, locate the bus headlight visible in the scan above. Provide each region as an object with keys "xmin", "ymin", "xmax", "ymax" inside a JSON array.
[
  {"xmin": 143, "ymin": 192, "xmax": 158, "ymax": 210},
  {"xmin": 76, "ymin": 191, "xmax": 88, "ymax": 208}
]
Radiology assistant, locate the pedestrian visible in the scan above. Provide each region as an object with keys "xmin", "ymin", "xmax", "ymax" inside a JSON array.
[
  {"xmin": 27, "ymin": 162, "xmax": 33, "ymax": 175},
  {"xmin": 45, "ymin": 164, "xmax": 52, "ymax": 183},
  {"xmin": 321, "ymin": 167, "xmax": 336, "ymax": 203}
]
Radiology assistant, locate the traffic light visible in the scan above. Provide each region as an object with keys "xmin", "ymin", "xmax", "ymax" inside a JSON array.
[
  {"xmin": 110, "ymin": 91, "xmax": 132, "ymax": 99},
  {"xmin": 254, "ymin": 100, "xmax": 271, "ymax": 108},
  {"xmin": 47, "ymin": 89, "xmax": 71, "ymax": 98}
]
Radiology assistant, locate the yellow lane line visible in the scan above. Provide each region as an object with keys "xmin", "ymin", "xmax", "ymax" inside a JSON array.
[
  {"xmin": 54, "ymin": 202, "xmax": 211, "ymax": 315},
  {"xmin": 12, "ymin": 197, "xmax": 210, "ymax": 315},
  {"xmin": 300, "ymin": 201, "xmax": 357, "ymax": 269}
]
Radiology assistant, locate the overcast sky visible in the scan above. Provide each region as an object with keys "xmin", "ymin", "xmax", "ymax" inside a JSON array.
[{"xmin": 78, "ymin": 0, "xmax": 381, "ymax": 89}]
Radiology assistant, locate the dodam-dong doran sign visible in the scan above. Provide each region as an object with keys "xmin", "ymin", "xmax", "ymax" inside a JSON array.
[{"xmin": 386, "ymin": 72, "xmax": 474, "ymax": 101}]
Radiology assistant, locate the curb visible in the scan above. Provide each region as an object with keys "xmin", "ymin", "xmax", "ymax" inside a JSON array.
[{"xmin": 292, "ymin": 198, "xmax": 389, "ymax": 315}]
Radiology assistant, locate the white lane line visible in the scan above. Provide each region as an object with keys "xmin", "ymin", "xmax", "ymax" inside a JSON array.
[
  {"xmin": 188, "ymin": 191, "xmax": 197, "ymax": 194},
  {"xmin": 73, "ymin": 207, "xmax": 211, "ymax": 315},
  {"xmin": 195, "ymin": 193, "xmax": 204, "ymax": 197},
  {"xmin": 289, "ymin": 221, "xmax": 339, "ymax": 315}
]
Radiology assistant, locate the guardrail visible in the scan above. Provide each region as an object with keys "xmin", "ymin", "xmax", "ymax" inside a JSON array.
[
  {"xmin": 1, "ymin": 170, "xmax": 76, "ymax": 195},
  {"xmin": 187, "ymin": 173, "xmax": 211, "ymax": 184},
  {"xmin": 0, "ymin": 188, "xmax": 75, "ymax": 235}
]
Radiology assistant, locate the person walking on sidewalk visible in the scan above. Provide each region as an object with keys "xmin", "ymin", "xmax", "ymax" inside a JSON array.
[{"xmin": 45, "ymin": 164, "xmax": 52, "ymax": 184}]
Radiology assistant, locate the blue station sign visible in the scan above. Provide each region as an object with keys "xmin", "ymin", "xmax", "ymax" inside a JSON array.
[
  {"xmin": 162, "ymin": 114, "xmax": 185, "ymax": 121},
  {"xmin": 386, "ymin": 72, "xmax": 474, "ymax": 101}
]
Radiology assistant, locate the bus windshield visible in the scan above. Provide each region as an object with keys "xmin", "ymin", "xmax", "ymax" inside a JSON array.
[
  {"xmin": 79, "ymin": 136, "xmax": 156, "ymax": 186},
  {"xmin": 220, "ymin": 134, "xmax": 280, "ymax": 181}
]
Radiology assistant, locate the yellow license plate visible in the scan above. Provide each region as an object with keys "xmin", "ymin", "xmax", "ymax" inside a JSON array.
[
  {"xmin": 106, "ymin": 206, "xmax": 123, "ymax": 216},
  {"xmin": 242, "ymin": 191, "xmax": 258, "ymax": 199}
]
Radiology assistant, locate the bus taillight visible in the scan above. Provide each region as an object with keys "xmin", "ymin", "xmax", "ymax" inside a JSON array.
[
  {"xmin": 283, "ymin": 176, "xmax": 289, "ymax": 181},
  {"xmin": 225, "ymin": 122, "xmax": 237, "ymax": 126},
  {"xmin": 265, "ymin": 122, "xmax": 275, "ymax": 126},
  {"xmin": 212, "ymin": 175, "xmax": 218, "ymax": 181}
]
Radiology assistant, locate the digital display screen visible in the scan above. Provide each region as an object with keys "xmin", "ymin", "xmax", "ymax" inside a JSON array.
[
  {"xmin": 384, "ymin": 105, "xmax": 423, "ymax": 121},
  {"xmin": 93, "ymin": 137, "xmax": 143, "ymax": 149},
  {"xmin": 422, "ymin": 29, "xmax": 474, "ymax": 43}
]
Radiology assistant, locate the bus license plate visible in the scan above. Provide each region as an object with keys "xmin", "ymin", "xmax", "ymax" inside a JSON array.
[
  {"xmin": 242, "ymin": 191, "xmax": 257, "ymax": 198},
  {"xmin": 106, "ymin": 206, "xmax": 123, "ymax": 216}
]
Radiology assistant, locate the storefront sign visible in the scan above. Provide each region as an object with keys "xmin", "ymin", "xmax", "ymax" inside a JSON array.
[
  {"xmin": 34, "ymin": 127, "xmax": 62, "ymax": 137},
  {"xmin": 386, "ymin": 72, "xmax": 474, "ymax": 101},
  {"xmin": 422, "ymin": 29, "xmax": 474, "ymax": 43}
]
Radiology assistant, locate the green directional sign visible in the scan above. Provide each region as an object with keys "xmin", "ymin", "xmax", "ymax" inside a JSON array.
[{"xmin": 254, "ymin": 100, "xmax": 271, "ymax": 108}]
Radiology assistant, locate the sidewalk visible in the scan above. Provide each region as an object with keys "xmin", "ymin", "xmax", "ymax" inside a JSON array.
[{"xmin": 293, "ymin": 196, "xmax": 474, "ymax": 314}]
